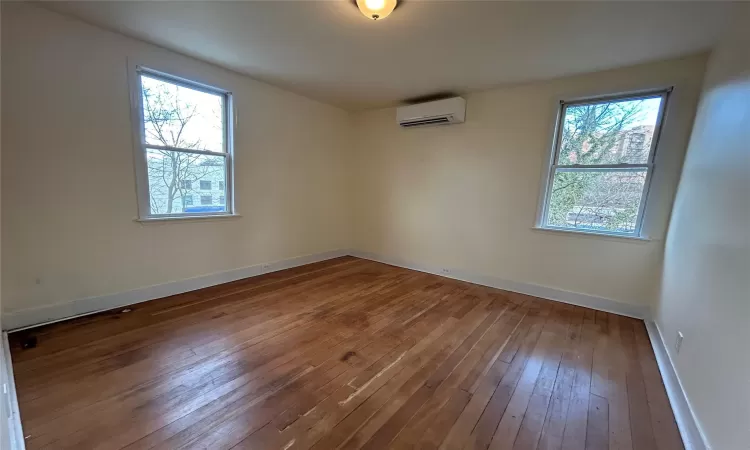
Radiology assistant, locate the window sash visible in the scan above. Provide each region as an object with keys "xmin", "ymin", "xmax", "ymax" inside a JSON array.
[
  {"xmin": 144, "ymin": 144, "xmax": 227, "ymax": 158},
  {"xmin": 538, "ymin": 88, "xmax": 670, "ymax": 237},
  {"xmin": 143, "ymin": 149, "xmax": 231, "ymax": 217},
  {"xmin": 544, "ymin": 167, "xmax": 652, "ymax": 237},
  {"xmin": 553, "ymin": 164, "xmax": 651, "ymax": 172},
  {"xmin": 138, "ymin": 69, "xmax": 228, "ymax": 155},
  {"xmin": 131, "ymin": 64, "xmax": 234, "ymax": 219}
]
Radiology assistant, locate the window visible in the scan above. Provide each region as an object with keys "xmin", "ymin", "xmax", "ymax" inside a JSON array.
[
  {"xmin": 219, "ymin": 195, "xmax": 225, "ymax": 204},
  {"xmin": 537, "ymin": 90, "xmax": 669, "ymax": 237},
  {"xmin": 200, "ymin": 195, "xmax": 212, "ymax": 205},
  {"xmin": 132, "ymin": 66, "xmax": 233, "ymax": 218}
]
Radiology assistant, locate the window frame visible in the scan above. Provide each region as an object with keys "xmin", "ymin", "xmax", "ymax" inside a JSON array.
[
  {"xmin": 536, "ymin": 88, "xmax": 671, "ymax": 238},
  {"xmin": 130, "ymin": 65, "xmax": 235, "ymax": 220}
]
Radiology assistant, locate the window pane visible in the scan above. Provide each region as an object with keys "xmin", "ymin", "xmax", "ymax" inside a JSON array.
[
  {"xmin": 140, "ymin": 75, "xmax": 224, "ymax": 153},
  {"xmin": 557, "ymin": 97, "xmax": 662, "ymax": 165},
  {"xmin": 146, "ymin": 149, "xmax": 227, "ymax": 214},
  {"xmin": 546, "ymin": 169, "xmax": 647, "ymax": 233}
]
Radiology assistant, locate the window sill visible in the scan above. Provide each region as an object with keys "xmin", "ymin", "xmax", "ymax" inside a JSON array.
[
  {"xmin": 531, "ymin": 226, "xmax": 653, "ymax": 242},
  {"xmin": 135, "ymin": 214, "xmax": 242, "ymax": 224}
]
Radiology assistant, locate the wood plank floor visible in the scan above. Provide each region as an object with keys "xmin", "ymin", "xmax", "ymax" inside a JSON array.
[{"xmin": 9, "ymin": 256, "xmax": 683, "ymax": 450}]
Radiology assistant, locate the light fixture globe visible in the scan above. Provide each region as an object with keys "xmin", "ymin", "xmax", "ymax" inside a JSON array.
[{"xmin": 356, "ymin": 0, "xmax": 397, "ymax": 21}]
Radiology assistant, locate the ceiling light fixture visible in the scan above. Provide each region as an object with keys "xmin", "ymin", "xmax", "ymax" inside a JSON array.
[{"xmin": 356, "ymin": 0, "xmax": 397, "ymax": 21}]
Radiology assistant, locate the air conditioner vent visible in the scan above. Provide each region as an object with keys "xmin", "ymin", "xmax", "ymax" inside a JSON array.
[{"xmin": 399, "ymin": 116, "xmax": 452, "ymax": 128}]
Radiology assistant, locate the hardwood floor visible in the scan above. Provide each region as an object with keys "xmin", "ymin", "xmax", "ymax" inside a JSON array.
[{"xmin": 9, "ymin": 256, "xmax": 683, "ymax": 450}]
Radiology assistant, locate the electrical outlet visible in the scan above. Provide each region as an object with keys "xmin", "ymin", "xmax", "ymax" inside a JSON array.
[
  {"xmin": 675, "ymin": 331, "xmax": 684, "ymax": 354},
  {"xmin": 440, "ymin": 268, "xmax": 451, "ymax": 275},
  {"xmin": 261, "ymin": 263, "xmax": 272, "ymax": 272}
]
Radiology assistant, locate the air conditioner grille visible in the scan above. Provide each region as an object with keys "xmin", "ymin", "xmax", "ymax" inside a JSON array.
[{"xmin": 400, "ymin": 116, "xmax": 452, "ymax": 127}]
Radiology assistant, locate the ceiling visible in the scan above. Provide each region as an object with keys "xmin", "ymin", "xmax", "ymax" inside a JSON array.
[{"xmin": 41, "ymin": 1, "xmax": 731, "ymax": 111}]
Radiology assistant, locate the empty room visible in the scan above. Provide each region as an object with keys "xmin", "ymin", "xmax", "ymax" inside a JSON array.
[{"xmin": 0, "ymin": 1, "xmax": 747, "ymax": 449}]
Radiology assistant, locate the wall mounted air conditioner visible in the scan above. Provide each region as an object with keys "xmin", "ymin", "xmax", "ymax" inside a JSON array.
[{"xmin": 396, "ymin": 97, "xmax": 466, "ymax": 128}]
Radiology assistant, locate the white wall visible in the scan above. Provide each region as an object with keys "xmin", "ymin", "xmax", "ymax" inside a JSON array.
[
  {"xmin": 351, "ymin": 55, "xmax": 706, "ymax": 311},
  {"xmin": 654, "ymin": 5, "xmax": 750, "ymax": 450},
  {"xmin": 0, "ymin": 3, "xmax": 10, "ymax": 447},
  {"xmin": 1, "ymin": 3, "xmax": 352, "ymax": 327}
]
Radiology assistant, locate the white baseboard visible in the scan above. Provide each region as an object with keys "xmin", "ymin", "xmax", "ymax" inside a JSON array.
[
  {"xmin": 2, "ymin": 248, "xmax": 650, "ymax": 331},
  {"xmin": 645, "ymin": 321, "xmax": 710, "ymax": 450},
  {"xmin": 349, "ymin": 250, "xmax": 650, "ymax": 320},
  {"xmin": 2, "ymin": 249, "xmax": 350, "ymax": 331},
  {"xmin": 2, "ymin": 332, "xmax": 26, "ymax": 450}
]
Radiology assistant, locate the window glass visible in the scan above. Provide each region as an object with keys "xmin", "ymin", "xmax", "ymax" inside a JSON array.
[
  {"xmin": 141, "ymin": 75, "xmax": 224, "ymax": 153},
  {"xmin": 145, "ymin": 149, "xmax": 226, "ymax": 214},
  {"xmin": 557, "ymin": 97, "xmax": 662, "ymax": 166}
]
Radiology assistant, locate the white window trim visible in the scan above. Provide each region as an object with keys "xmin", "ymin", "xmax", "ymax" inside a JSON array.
[
  {"xmin": 128, "ymin": 64, "xmax": 236, "ymax": 221},
  {"xmin": 535, "ymin": 87, "xmax": 672, "ymax": 239}
]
